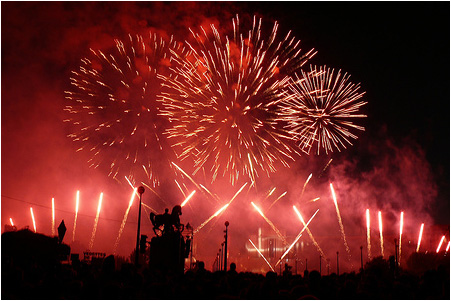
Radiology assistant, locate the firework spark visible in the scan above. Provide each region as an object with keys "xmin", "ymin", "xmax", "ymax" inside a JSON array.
[
  {"xmin": 378, "ymin": 211, "xmax": 384, "ymax": 257},
  {"xmin": 113, "ymin": 188, "xmax": 137, "ymax": 254},
  {"xmin": 160, "ymin": 15, "xmax": 315, "ymax": 184},
  {"xmin": 330, "ymin": 183, "xmax": 351, "ymax": 256},
  {"xmin": 30, "ymin": 207, "xmax": 37, "ymax": 233},
  {"xmin": 398, "ymin": 212, "xmax": 404, "ymax": 265},
  {"xmin": 251, "ymin": 202, "xmax": 288, "ymax": 245},
  {"xmin": 293, "ymin": 206, "xmax": 325, "ymax": 258},
  {"xmin": 301, "ymin": 173, "xmax": 312, "ymax": 197},
  {"xmin": 51, "ymin": 198, "xmax": 55, "ymax": 236},
  {"xmin": 436, "ymin": 235, "xmax": 445, "ymax": 253},
  {"xmin": 275, "ymin": 209, "xmax": 319, "ymax": 267},
  {"xmin": 278, "ymin": 65, "xmax": 367, "ymax": 155},
  {"xmin": 416, "ymin": 223, "xmax": 424, "ymax": 252},
  {"xmin": 267, "ymin": 191, "xmax": 287, "ymax": 210},
  {"xmin": 446, "ymin": 241, "xmax": 450, "ymax": 253},
  {"xmin": 72, "ymin": 191, "xmax": 80, "ymax": 242},
  {"xmin": 181, "ymin": 190, "xmax": 196, "ymax": 207},
  {"xmin": 249, "ymin": 238, "xmax": 275, "ymax": 272},
  {"xmin": 64, "ymin": 33, "xmax": 182, "ymax": 185},
  {"xmin": 9, "ymin": 218, "xmax": 14, "ymax": 226},
  {"xmin": 366, "ymin": 209, "xmax": 371, "ymax": 260},
  {"xmin": 89, "ymin": 193, "xmax": 103, "ymax": 250}
]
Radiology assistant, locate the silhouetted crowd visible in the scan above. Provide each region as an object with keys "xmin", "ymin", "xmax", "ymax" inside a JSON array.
[{"xmin": 2, "ymin": 229, "xmax": 450, "ymax": 299}]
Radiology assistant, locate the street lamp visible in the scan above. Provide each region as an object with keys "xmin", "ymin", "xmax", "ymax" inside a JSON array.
[{"xmin": 135, "ymin": 186, "xmax": 145, "ymax": 267}]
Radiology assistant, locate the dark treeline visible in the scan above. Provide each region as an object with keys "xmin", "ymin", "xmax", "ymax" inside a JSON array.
[{"xmin": 1, "ymin": 229, "xmax": 450, "ymax": 299}]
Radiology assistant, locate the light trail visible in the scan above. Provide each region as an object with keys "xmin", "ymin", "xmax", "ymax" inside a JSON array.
[
  {"xmin": 293, "ymin": 206, "xmax": 325, "ymax": 258},
  {"xmin": 113, "ymin": 188, "xmax": 137, "ymax": 254},
  {"xmin": 308, "ymin": 197, "xmax": 320, "ymax": 203},
  {"xmin": 142, "ymin": 202, "xmax": 158, "ymax": 214},
  {"xmin": 436, "ymin": 235, "xmax": 445, "ymax": 253},
  {"xmin": 249, "ymin": 238, "xmax": 275, "ymax": 272},
  {"xmin": 9, "ymin": 218, "xmax": 14, "ymax": 226},
  {"xmin": 267, "ymin": 191, "xmax": 287, "ymax": 210},
  {"xmin": 378, "ymin": 211, "xmax": 384, "ymax": 257},
  {"xmin": 88, "ymin": 192, "xmax": 103, "ymax": 250},
  {"xmin": 194, "ymin": 182, "xmax": 247, "ymax": 233},
  {"xmin": 366, "ymin": 209, "xmax": 371, "ymax": 260},
  {"xmin": 181, "ymin": 190, "xmax": 196, "ymax": 207},
  {"xmin": 252, "ymin": 202, "xmax": 288, "ymax": 245},
  {"xmin": 51, "ymin": 198, "xmax": 55, "ymax": 236},
  {"xmin": 446, "ymin": 241, "xmax": 450, "ymax": 253},
  {"xmin": 301, "ymin": 173, "xmax": 312, "ymax": 197},
  {"xmin": 398, "ymin": 211, "xmax": 404, "ymax": 265},
  {"xmin": 195, "ymin": 203, "xmax": 229, "ymax": 234},
  {"xmin": 416, "ymin": 223, "xmax": 424, "ymax": 252},
  {"xmin": 72, "ymin": 190, "xmax": 80, "ymax": 242},
  {"xmin": 330, "ymin": 183, "xmax": 351, "ymax": 256},
  {"xmin": 30, "ymin": 207, "xmax": 37, "ymax": 233},
  {"xmin": 172, "ymin": 162, "xmax": 219, "ymax": 204},
  {"xmin": 275, "ymin": 209, "xmax": 319, "ymax": 267}
]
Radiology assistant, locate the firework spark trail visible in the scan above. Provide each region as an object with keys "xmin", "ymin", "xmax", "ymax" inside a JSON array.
[
  {"xmin": 142, "ymin": 202, "xmax": 158, "ymax": 214},
  {"xmin": 378, "ymin": 211, "xmax": 384, "ymax": 257},
  {"xmin": 9, "ymin": 218, "xmax": 14, "ymax": 226},
  {"xmin": 398, "ymin": 211, "xmax": 404, "ymax": 265},
  {"xmin": 436, "ymin": 235, "xmax": 445, "ymax": 253},
  {"xmin": 275, "ymin": 209, "xmax": 319, "ymax": 267},
  {"xmin": 194, "ymin": 182, "xmax": 248, "ymax": 233},
  {"xmin": 194, "ymin": 203, "xmax": 229, "ymax": 234},
  {"xmin": 181, "ymin": 190, "xmax": 196, "ymax": 207},
  {"xmin": 72, "ymin": 191, "xmax": 80, "ymax": 242},
  {"xmin": 446, "ymin": 241, "xmax": 450, "ymax": 253},
  {"xmin": 293, "ymin": 206, "xmax": 325, "ymax": 258},
  {"xmin": 249, "ymin": 238, "xmax": 275, "ymax": 272},
  {"xmin": 88, "ymin": 193, "xmax": 103, "ymax": 250},
  {"xmin": 416, "ymin": 223, "xmax": 424, "ymax": 252},
  {"xmin": 366, "ymin": 209, "xmax": 371, "ymax": 260},
  {"xmin": 308, "ymin": 197, "xmax": 321, "ymax": 203},
  {"xmin": 160, "ymin": 15, "xmax": 316, "ymax": 185},
  {"xmin": 278, "ymin": 66, "xmax": 367, "ymax": 155},
  {"xmin": 51, "ymin": 198, "xmax": 55, "ymax": 236},
  {"xmin": 30, "ymin": 207, "xmax": 37, "ymax": 233},
  {"xmin": 113, "ymin": 188, "xmax": 137, "ymax": 254},
  {"xmin": 252, "ymin": 202, "xmax": 288, "ymax": 245},
  {"xmin": 301, "ymin": 173, "xmax": 312, "ymax": 197},
  {"xmin": 64, "ymin": 33, "xmax": 183, "ymax": 185},
  {"xmin": 267, "ymin": 191, "xmax": 287, "ymax": 210},
  {"xmin": 329, "ymin": 183, "xmax": 351, "ymax": 256},
  {"xmin": 172, "ymin": 162, "xmax": 219, "ymax": 204},
  {"xmin": 318, "ymin": 158, "xmax": 333, "ymax": 178}
]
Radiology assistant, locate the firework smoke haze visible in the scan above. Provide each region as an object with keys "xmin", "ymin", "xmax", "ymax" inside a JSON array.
[
  {"xmin": 278, "ymin": 65, "xmax": 367, "ymax": 155},
  {"xmin": 159, "ymin": 14, "xmax": 316, "ymax": 185}
]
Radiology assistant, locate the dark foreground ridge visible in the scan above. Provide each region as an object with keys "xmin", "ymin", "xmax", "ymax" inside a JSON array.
[{"xmin": 2, "ymin": 229, "xmax": 450, "ymax": 299}]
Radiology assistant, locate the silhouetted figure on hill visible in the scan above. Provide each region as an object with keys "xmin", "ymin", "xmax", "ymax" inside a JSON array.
[{"xmin": 57, "ymin": 220, "xmax": 66, "ymax": 244}]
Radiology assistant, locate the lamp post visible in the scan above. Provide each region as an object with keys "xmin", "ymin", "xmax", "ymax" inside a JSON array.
[
  {"xmin": 135, "ymin": 186, "xmax": 145, "ymax": 267},
  {"xmin": 224, "ymin": 221, "xmax": 229, "ymax": 271}
]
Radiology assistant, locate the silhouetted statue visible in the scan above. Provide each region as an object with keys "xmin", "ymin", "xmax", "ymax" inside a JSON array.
[
  {"xmin": 57, "ymin": 220, "xmax": 66, "ymax": 244},
  {"xmin": 150, "ymin": 205, "xmax": 184, "ymax": 236}
]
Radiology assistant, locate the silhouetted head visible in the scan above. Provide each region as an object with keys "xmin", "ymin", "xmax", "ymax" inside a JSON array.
[
  {"xmin": 230, "ymin": 262, "xmax": 236, "ymax": 271},
  {"xmin": 172, "ymin": 205, "xmax": 182, "ymax": 216}
]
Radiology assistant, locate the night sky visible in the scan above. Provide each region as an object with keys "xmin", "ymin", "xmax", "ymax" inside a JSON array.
[{"xmin": 2, "ymin": 2, "xmax": 449, "ymax": 271}]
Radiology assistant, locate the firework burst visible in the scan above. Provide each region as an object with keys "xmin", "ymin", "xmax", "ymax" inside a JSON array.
[
  {"xmin": 159, "ymin": 15, "xmax": 316, "ymax": 185},
  {"xmin": 64, "ymin": 32, "xmax": 184, "ymax": 186},
  {"xmin": 278, "ymin": 65, "xmax": 367, "ymax": 155}
]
